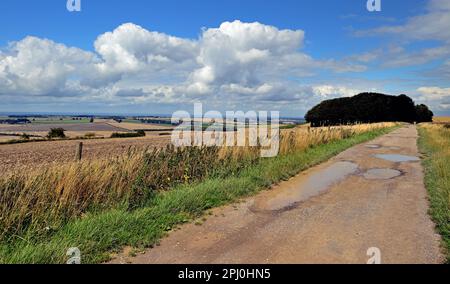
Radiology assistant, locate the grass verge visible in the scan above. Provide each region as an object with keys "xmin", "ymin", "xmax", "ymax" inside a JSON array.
[
  {"xmin": 0, "ymin": 126, "xmax": 396, "ymax": 264},
  {"xmin": 418, "ymin": 124, "xmax": 450, "ymax": 263}
]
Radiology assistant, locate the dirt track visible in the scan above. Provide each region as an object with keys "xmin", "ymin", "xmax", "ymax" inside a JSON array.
[{"xmin": 111, "ymin": 125, "xmax": 444, "ymax": 264}]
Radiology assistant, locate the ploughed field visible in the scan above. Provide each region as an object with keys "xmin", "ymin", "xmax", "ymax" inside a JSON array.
[
  {"xmin": 0, "ymin": 121, "xmax": 175, "ymax": 139},
  {"xmin": 0, "ymin": 122, "xmax": 174, "ymax": 174},
  {"xmin": 0, "ymin": 134, "xmax": 171, "ymax": 174},
  {"xmin": 0, "ymin": 122, "xmax": 131, "ymax": 133}
]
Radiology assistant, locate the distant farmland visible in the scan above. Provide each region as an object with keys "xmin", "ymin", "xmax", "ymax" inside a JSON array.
[
  {"xmin": 0, "ymin": 122, "xmax": 130, "ymax": 133},
  {"xmin": 0, "ymin": 120, "xmax": 177, "ymax": 174}
]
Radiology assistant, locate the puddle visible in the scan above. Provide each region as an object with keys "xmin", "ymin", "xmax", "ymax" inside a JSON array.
[
  {"xmin": 253, "ymin": 161, "xmax": 358, "ymax": 211},
  {"xmin": 374, "ymin": 154, "xmax": 420, "ymax": 162},
  {"xmin": 363, "ymin": 168, "xmax": 402, "ymax": 180},
  {"xmin": 366, "ymin": 144, "xmax": 381, "ymax": 149}
]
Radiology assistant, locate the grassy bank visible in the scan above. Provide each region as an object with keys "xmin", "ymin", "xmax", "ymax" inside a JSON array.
[
  {"xmin": 0, "ymin": 124, "xmax": 396, "ymax": 263},
  {"xmin": 418, "ymin": 124, "xmax": 450, "ymax": 263}
]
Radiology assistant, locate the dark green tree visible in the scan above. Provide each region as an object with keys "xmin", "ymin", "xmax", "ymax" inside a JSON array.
[
  {"xmin": 47, "ymin": 128, "xmax": 66, "ymax": 139},
  {"xmin": 305, "ymin": 92, "xmax": 432, "ymax": 127},
  {"xmin": 415, "ymin": 104, "xmax": 434, "ymax": 123}
]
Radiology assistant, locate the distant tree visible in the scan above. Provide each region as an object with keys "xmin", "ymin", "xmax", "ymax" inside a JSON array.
[
  {"xmin": 89, "ymin": 117, "xmax": 94, "ymax": 123},
  {"xmin": 136, "ymin": 130, "xmax": 146, "ymax": 137},
  {"xmin": 415, "ymin": 104, "xmax": 434, "ymax": 123},
  {"xmin": 20, "ymin": 133, "xmax": 30, "ymax": 140},
  {"xmin": 47, "ymin": 128, "xmax": 66, "ymax": 139},
  {"xmin": 110, "ymin": 131, "xmax": 146, "ymax": 138}
]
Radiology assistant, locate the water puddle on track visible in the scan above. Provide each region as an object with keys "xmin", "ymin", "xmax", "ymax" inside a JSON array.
[
  {"xmin": 363, "ymin": 168, "xmax": 402, "ymax": 180},
  {"xmin": 253, "ymin": 161, "xmax": 358, "ymax": 212},
  {"xmin": 366, "ymin": 144, "xmax": 381, "ymax": 149},
  {"xmin": 374, "ymin": 154, "xmax": 420, "ymax": 162},
  {"xmin": 365, "ymin": 145, "xmax": 401, "ymax": 151}
]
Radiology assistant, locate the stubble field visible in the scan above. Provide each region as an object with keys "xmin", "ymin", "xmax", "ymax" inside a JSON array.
[
  {"xmin": 0, "ymin": 134, "xmax": 171, "ymax": 174},
  {"xmin": 0, "ymin": 121, "xmax": 174, "ymax": 174}
]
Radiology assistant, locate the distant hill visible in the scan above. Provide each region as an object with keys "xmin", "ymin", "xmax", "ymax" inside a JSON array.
[{"xmin": 305, "ymin": 92, "xmax": 433, "ymax": 127}]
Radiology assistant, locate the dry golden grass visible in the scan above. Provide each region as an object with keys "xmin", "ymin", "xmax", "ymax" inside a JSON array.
[
  {"xmin": 0, "ymin": 150, "xmax": 145, "ymax": 236},
  {"xmin": 418, "ymin": 123, "xmax": 450, "ymax": 261},
  {"xmin": 420, "ymin": 123, "xmax": 450, "ymax": 163},
  {"xmin": 278, "ymin": 122, "xmax": 396, "ymax": 154},
  {"xmin": 433, "ymin": 116, "xmax": 450, "ymax": 123},
  {"xmin": 0, "ymin": 122, "xmax": 396, "ymax": 239},
  {"xmin": 0, "ymin": 136, "xmax": 21, "ymax": 143}
]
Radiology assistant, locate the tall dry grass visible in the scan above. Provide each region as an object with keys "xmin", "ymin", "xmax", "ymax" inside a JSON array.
[
  {"xmin": 278, "ymin": 123, "xmax": 390, "ymax": 154},
  {"xmin": 0, "ymin": 122, "xmax": 396, "ymax": 240},
  {"xmin": 418, "ymin": 123, "xmax": 450, "ymax": 261}
]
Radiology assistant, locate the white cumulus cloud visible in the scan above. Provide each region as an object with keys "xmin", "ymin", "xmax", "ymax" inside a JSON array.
[
  {"xmin": 0, "ymin": 36, "xmax": 97, "ymax": 96},
  {"xmin": 417, "ymin": 86, "xmax": 450, "ymax": 100},
  {"xmin": 0, "ymin": 21, "xmax": 371, "ymax": 113}
]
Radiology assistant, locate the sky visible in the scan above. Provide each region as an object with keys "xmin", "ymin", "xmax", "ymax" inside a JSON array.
[{"xmin": 0, "ymin": 0, "xmax": 449, "ymax": 117}]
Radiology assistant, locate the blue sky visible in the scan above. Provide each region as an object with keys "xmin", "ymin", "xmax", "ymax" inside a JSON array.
[{"xmin": 0, "ymin": 0, "xmax": 449, "ymax": 116}]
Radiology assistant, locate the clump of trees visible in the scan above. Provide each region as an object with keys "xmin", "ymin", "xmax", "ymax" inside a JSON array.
[
  {"xmin": 47, "ymin": 128, "xmax": 66, "ymax": 139},
  {"xmin": 415, "ymin": 104, "xmax": 434, "ymax": 123},
  {"xmin": 305, "ymin": 92, "xmax": 434, "ymax": 127},
  {"xmin": 110, "ymin": 130, "xmax": 146, "ymax": 138},
  {"xmin": 20, "ymin": 133, "xmax": 30, "ymax": 140}
]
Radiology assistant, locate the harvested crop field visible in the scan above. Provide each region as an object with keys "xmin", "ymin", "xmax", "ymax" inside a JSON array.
[
  {"xmin": 0, "ymin": 136, "xmax": 21, "ymax": 143},
  {"xmin": 107, "ymin": 122, "xmax": 175, "ymax": 131},
  {"xmin": 0, "ymin": 135, "xmax": 171, "ymax": 174},
  {"xmin": 0, "ymin": 122, "xmax": 130, "ymax": 133},
  {"xmin": 0, "ymin": 122, "xmax": 175, "ymax": 139}
]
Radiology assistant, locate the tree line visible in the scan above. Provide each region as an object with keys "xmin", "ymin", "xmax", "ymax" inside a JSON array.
[{"xmin": 305, "ymin": 92, "xmax": 433, "ymax": 127}]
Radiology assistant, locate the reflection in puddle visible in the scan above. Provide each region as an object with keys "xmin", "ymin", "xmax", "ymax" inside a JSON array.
[
  {"xmin": 364, "ymin": 168, "xmax": 402, "ymax": 180},
  {"xmin": 254, "ymin": 161, "xmax": 358, "ymax": 211},
  {"xmin": 374, "ymin": 154, "xmax": 420, "ymax": 162},
  {"xmin": 366, "ymin": 144, "xmax": 381, "ymax": 149}
]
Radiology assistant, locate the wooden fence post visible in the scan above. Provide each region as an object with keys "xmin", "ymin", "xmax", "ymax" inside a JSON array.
[{"xmin": 75, "ymin": 142, "xmax": 83, "ymax": 161}]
